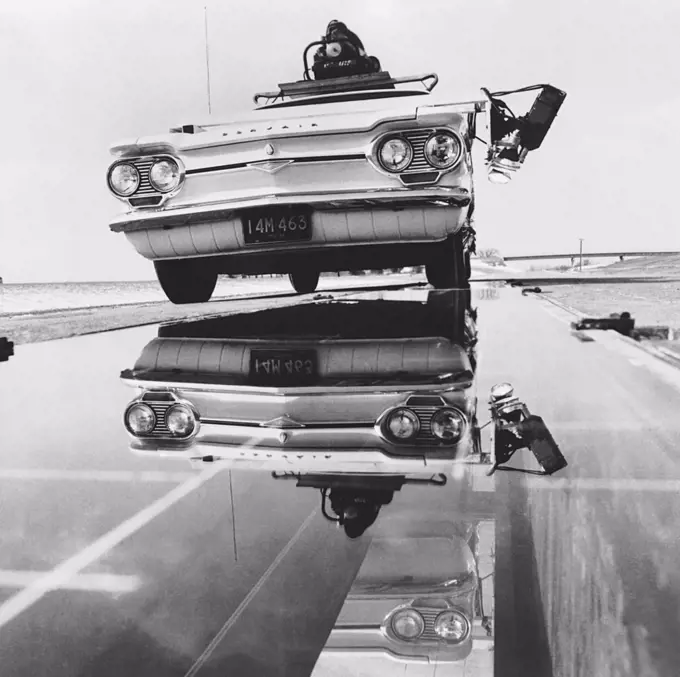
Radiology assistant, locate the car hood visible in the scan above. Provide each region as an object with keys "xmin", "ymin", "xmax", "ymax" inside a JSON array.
[{"xmin": 110, "ymin": 92, "xmax": 480, "ymax": 156}]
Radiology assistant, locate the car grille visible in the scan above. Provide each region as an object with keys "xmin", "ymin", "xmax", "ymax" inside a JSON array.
[
  {"xmin": 131, "ymin": 158, "xmax": 161, "ymax": 197},
  {"xmin": 403, "ymin": 129, "xmax": 435, "ymax": 172},
  {"xmin": 418, "ymin": 607, "xmax": 443, "ymax": 641},
  {"xmin": 406, "ymin": 395, "xmax": 445, "ymax": 444}
]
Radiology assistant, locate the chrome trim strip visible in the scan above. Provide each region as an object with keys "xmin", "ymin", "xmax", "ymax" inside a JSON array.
[{"xmin": 187, "ymin": 154, "xmax": 366, "ymax": 176}]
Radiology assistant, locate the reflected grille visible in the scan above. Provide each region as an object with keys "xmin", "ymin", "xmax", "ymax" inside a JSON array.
[{"xmin": 148, "ymin": 401, "xmax": 171, "ymax": 436}]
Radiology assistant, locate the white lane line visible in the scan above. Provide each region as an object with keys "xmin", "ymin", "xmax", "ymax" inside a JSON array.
[
  {"xmin": 184, "ymin": 508, "xmax": 318, "ymax": 677},
  {"xmin": 0, "ymin": 570, "xmax": 141, "ymax": 594},
  {"xmin": 0, "ymin": 469, "xmax": 194, "ymax": 483},
  {"xmin": 0, "ymin": 466, "xmax": 220, "ymax": 629},
  {"xmin": 524, "ymin": 477, "xmax": 680, "ymax": 492}
]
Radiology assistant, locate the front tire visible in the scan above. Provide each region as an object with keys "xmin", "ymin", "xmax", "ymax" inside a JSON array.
[
  {"xmin": 425, "ymin": 234, "xmax": 470, "ymax": 289},
  {"xmin": 154, "ymin": 259, "xmax": 218, "ymax": 304},
  {"xmin": 288, "ymin": 269, "xmax": 320, "ymax": 294}
]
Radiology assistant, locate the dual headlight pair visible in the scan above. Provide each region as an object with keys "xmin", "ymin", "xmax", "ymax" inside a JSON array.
[
  {"xmin": 108, "ymin": 157, "xmax": 182, "ymax": 197},
  {"xmin": 389, "ymin": 608, "xmax": 469, "ymax": 643},
  {"xmin": 382, "ymin": 406, "xmax": 466, "ymax": 444},
  {"xmin": 125, "ymin": 402, "xmax": 197, "ymax": 438},
  {"xmin": 377, "ymin": 131, "xmax": 462, "ymax": 173}
]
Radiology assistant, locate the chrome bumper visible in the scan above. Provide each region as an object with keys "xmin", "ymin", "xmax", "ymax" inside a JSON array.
[{"xmin": 110, "ymin": 187, "xmax": 471, "ymax": 233}]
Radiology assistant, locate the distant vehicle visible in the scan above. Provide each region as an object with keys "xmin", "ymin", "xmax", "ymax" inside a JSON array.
[
  {"xmin": 120, "ymin": 291, "xmax": 482, "ymax": 470},
  {"xmin": 106, "ymin": 23, "xmax": 565, "ymax": 303}
]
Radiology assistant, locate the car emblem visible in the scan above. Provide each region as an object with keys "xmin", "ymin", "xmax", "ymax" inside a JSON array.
[
  {"xmin": 279, "ymin": 432, "xmax": 288, "ymax": 443},
  {"xmin": 260, "ymin": 415, "xmax": 306, "ymax": 429},
  {"xmin": 247, "ymin": 160, "xmax": 294, "ymax": 174},
  {"xmin": 265, "ymin": 143, "xmax": 275, "ymax": 156}
]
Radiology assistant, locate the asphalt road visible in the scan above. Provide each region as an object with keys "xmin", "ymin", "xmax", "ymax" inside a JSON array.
[{"xmin": 1, "ymin": 282, "xmax": 680, "ymax": 676}]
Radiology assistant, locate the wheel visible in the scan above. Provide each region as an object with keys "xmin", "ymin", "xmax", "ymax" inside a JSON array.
[
  {"xmin": 425, "ymin": 233, "xmax": 470, "ymax": 289},
  {"xmin": 289, "ymin": 269, "xmax": 320, "ymax": 294},
  {"xmin": 153, "ymin": 259, "xmax": 218, "ymax": 304}
]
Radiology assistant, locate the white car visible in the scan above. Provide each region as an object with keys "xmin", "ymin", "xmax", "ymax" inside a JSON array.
[{"xmin": 107, "ymin": 30, "xmax": 565, "ymax": 303}]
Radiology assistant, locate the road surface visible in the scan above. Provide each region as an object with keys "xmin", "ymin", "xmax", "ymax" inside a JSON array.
[{"xmin": 1, "ymin": 282, "xmax": 680, "ymax": 676}]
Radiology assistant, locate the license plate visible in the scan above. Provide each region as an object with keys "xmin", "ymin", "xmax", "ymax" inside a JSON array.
[
  {"xmin": 241, "ymin": 207, "xmax": 312, "ymax": 245},
  {"xmin": 249, "ymin": 349, "xmax": 318, "ymax": 386}
]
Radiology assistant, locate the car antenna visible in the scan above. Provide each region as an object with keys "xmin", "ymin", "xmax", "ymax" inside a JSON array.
[
  {"xmin": 229, "ymin": 469, "xmax": 238, "ymax": 561},
  {"xmin": 204, "ymin": 6, "xmax": 213, "ymax": 116}
]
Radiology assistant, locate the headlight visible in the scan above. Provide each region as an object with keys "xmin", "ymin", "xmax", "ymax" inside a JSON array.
[
  {"xmin": 424, "ymin": 132, "xmax": 462, "ymax": 169},
  {"xmin": 431, "ymin": 408, "xmax": 466, "ymax": 442},
  {"xmin": 434, "ymin": 610, "xmax": 469, "ymax": 642},
  {"xmin": 326, "ymin": 42, "xmax": 342, "ymax": 58},
  {"xmin": 108, "ymin": 163, "xmax": 140, "ymax": 197},
  {"xmin": 149, "ymin": 158, "xmax": 181, "ymax": 193},
  {"xmin": 378, "ymin": 137, "xmax": 413, "ymax": 172},
  {"xmin": 385, "ymin": 408, "xmax": 420, "ymax": 441},
  {"xmin": 165, "ymin": 404, "xmax": 196, "ymax": 437},
  {"xmin": 490, "ymin": 382, "xmax": 514, "ymax": 401},
  {"xmin": 391, "ymin": 609, "xmax": 425, "ymax": 640},
  {"xmin": 125, "ymin": 403, "xmax": 156, "ymax": 435}
]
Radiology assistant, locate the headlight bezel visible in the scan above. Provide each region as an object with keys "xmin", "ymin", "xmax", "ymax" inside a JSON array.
[
  {"xmin": 430, "ymin": 407, "xmax": 467, "ymax": 443},
  {"xmin": 381, "ymin": 407, "xmax": 421, "ymax": 442},
  {"xmin": 124, "ymin": 394, "xmax": 200, "ymax": 441},
  {"xmin": 377, "ymin": 136, "xmax": 414, "ymax": 173},
  {"xmin": 107, "ymin": 162, "xmax": 141, "ymax": 197},
  {"xmin": 423, "ymin": 131, "xmax": 463, "ymax": 170},
  {"xmin": 433, "ymin": 609, "xmax": 470, "ymax": 643},
  {"xmin": 148, "ymin": 157, "xmax": 182, "ymax": 193},
  {"xmin": 388, "ymin": 608, "xmax": 425, "ymax": 641},
  {"xmin": 165, "ymin": 402, "xmax": 198, "ymax": 438},
  {"xmin": 124, "ymin": 402, "xmax": 157, "ymax": 436},
  {"xmin": 107, "ymin": 155, "xmax": 186, "ymax": 203}
]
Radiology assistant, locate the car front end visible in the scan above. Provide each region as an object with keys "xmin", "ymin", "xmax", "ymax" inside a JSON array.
[{"xmin": 107, "ymin": 93, "xmax": 476, "ymax": 282}]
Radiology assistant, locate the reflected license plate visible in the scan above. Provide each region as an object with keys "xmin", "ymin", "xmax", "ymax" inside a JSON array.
[{"xmin": 249, "ymin": 349, "xmax": 318, "ymax": 386}]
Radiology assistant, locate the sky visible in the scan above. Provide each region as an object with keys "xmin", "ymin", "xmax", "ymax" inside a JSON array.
[{"xmin": 1, "ymin": 0, "xmax": 679, "ymax": 283}]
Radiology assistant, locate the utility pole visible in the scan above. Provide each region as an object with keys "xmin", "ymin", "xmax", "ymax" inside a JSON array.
[{"xmin": 578, "ymin": 238, "xmax": 584, "ymax": 271}]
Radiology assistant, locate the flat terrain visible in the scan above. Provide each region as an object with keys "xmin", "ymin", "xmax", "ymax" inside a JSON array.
[{"xmin": 538, "ymin": 254, "xmax": 680, "ymax": 326}]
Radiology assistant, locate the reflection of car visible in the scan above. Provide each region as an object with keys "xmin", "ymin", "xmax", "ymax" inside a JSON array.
[
  {"xmin": 106, "ymin": 28, "xmax": 565, "ymax": 302},
  {"xmin": 314, "ymin": 514, "xmax": 495, "ymax": 670},
  {"xmin": 120, "ymin": 291, "xmax": 481, "ymax": 470}
]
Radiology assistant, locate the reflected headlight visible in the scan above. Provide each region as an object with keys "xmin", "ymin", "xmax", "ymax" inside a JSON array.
[
  {"xmin": 385, "ymin": 408, "xmax": 420, "ymax": 441},
  {"xmin": 434, "ymin": 610, "xmax": 469, "ymax": 642},
  {"xmin": 149, "ymin": 158, "xmax": 181, "ymax": 193},
  {"xmin": 165, "ymin": 403, "xmax": 197, "ymax": 437},
  {"xmin": 424, "ymin": 132, "xmax": 462, "ymax": 169},
  {"xmin": 488, "ymin": 168, "xmax": 512, "ymax": 184},
  {"xmin": 431, "ymin": 408, "xmax": 466, "ymax": 442},
  {"xmin": 125, "ymin": 403, "xmax": 156, "ymax": 436},
  {"xmin": 391, "ymin": 609, "xmax": 425, "ymax": 640},
  {"xmin": 378, "ymin": 137, "xmax": 413, "ymax": 172},
  {"xmin": 108, "ymin": 162, "xmax": 140, "ymax": 197}
]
